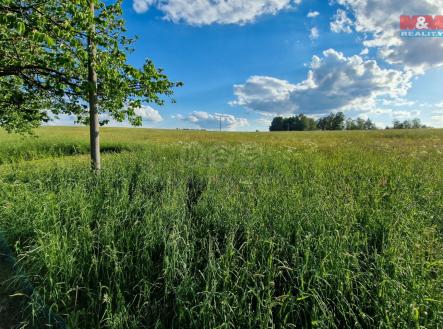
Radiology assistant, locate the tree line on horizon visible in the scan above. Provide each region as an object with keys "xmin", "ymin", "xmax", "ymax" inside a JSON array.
[
  {"xmin": 269, "ymin": 112, "xmax": 428, "ymax": 131},
  {"xmin": 389, "ymin": 118, "xmax": 428, "ymax": 129},
  {"xmin": 269, "ymin": 112, "xmax": 375, "ymax": 131}
]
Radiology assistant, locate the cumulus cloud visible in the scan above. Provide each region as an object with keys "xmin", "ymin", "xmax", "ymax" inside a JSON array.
[
  {"xmin": 231, "ymin": 76, "xmax": 298, "ymax": 115},
  {"xmin": 256, "ymin": 117, "xmax": 273, "ymax": 127},
  {"xmin": 307, "ymin": 11, "xmax": 319, "ymax": 18},
  {"xmin": 432, "ymin": 102, "xmax": 443, "ymax": 114},
  {"xmin": 132, "ymin": 0, "xmax": 300, "ymax": 25},
  {"xmin": 134, "ymin": 105, "xmax": 163, "ymax": 122},
  {"xmin": 360, "ymin": 48, "xmax": 369, "ymax": 56},
  {"xmin": 430, "ymin": 115, "xmax": 443, "ymax": 127},
  {"xmin": 310, "ymin": 27, "xmax": 319, "ymax": 40},
  {"xmin": 392, "ymin": 110, "xmax": 421, "ymax": 119},
  {"xmin": 133, "ymin": 0, "xmax": 155, "ymax": 13},
  {"xmin": 330, "ymin": 9, "xmax": 353, "ymax": 33},
  {"xmin": 333, "ymin": 0, "xmax": 443, "ymax": 71},
  {"xmin": 359, "ymin": 107, "xmax": 392, "ymax": 114},
  {"xmin": 381, "ymin": 98, "xmax": 415, "ymax": 107},
  {"xmin": 232, "ymin": 49, "xmax": 412, "ymax": 115},
  {"xmin": 178, "ymin": 111, "xmax": 248, "ymax": 130}
]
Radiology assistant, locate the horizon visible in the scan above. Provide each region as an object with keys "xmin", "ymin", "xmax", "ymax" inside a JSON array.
[{"xmin": 45, "ymin": 113, "xmax": 430, "ymax": 132}]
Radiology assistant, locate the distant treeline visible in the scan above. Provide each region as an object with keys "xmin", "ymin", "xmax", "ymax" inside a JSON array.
[
  {"xmin": 389, "ymin": 119, "xmax": 428, "ymax": 129},
  {"xmin": 269, "ymin": 112, "xmax": 376, "ymax": 131},
  {"xmin": 270, "ymin": 112, "xmax": 428, "ymax": 131}
]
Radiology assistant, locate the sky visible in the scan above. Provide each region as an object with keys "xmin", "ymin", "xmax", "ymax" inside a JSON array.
[{"xmin": 54, "ymin": 0, "xmax": 443, "ymax": 131}]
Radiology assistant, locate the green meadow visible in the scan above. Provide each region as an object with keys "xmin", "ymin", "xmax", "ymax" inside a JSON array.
[{"xmin": 0, "ymin": 127, "xmax": 443, "ymax": 328}]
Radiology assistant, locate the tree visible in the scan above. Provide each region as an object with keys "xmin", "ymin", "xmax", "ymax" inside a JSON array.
[
  {"xmin": 392, "ymin": 118, "xmax": 427, "ymax": 129},
  {"xmin": 287, "ymin": 116, "xmax": 299, "ymax": 131},
  {"xmin": 270, "ymin": 117, "xmax": 285, "ymax": 131},
  {"xmin": 364, "ymin": 118, "xmax": 376, "ymax": 130},
  {"xmin": 345, "ymin": 117, "xmax": 377, "ymax": 130},
  {"xmin": 0, "ymin": 0, "xmax": 182, "ymax": 169},
  {"xmin": 331, "ymin": 112, "xmax": 345, "ymax": 130},
  {"xmin": 269, "ymin": 114, "xmax": 318, "ymax": 131},
  {"xmin": 317, "ymin": 116, "xmax": 328, "ymax": 131},
  {"xmin": 269, "ymin": 112, "xmax": 380, "ymax": 132},
  {"xmin": 345, "ymin": 118, "xmax": 357, "ymax": 130},
  {"xmin": 355, "ymin": 118, "xmax": 366, "ymax": 130},
  {"xmin": 316, "ymin": 112, "xmax": 345, "ymax": 131},
  {"xmin": 411, "ymin": 118, "xmax": 422, "ymax": 129},
  {"xmin": 392, "ymin": 119, "xmax": 401, "ymax": 129},
  {"xmin": 300, "ymin": 114, "xmax": 317, "ymax": 131}
]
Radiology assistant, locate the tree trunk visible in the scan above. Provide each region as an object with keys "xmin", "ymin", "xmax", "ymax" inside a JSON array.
[{"xmin": 88, "ymin": 0, "xmax": 100, "ymax": 171}]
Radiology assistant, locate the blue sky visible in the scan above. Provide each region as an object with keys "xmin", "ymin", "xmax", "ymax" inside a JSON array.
[{"xmin": 54, "ymin": 0, "xmax": 443, "ymax": 130}]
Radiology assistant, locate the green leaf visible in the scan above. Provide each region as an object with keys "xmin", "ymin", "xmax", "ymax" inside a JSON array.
[
  {"xmin": 17, "ymin": 21, "xmax": 25, "ymax": 34},
  {"xmin": 44, "ymin": 35, "xmax": 55, "ymax": 47}
]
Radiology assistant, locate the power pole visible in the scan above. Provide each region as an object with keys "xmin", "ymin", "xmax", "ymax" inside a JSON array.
[
  {"xmin": 219, "ymin": 115, "xmax": 222, "ymax": 132},
  {"xmin": 88, "ymin": 0, "xmax": 100, "ymax": 171}
]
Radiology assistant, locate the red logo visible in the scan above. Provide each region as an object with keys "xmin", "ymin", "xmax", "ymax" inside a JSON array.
[{"xmin": 400, "ymin": 15, "xmax": 443, "ymax": 30}]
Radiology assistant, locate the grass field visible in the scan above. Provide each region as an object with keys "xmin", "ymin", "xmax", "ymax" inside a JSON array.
[{"xmin": 1, "ymin": 127, "xmax": 443, "ymax": 328}]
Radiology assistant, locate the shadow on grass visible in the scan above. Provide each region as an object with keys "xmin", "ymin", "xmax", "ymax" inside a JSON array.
[
  {"xmin": 0, "ymin": 266, "xmax": 24, "ymax": 329},
  {"xmin": 0, "ymin": 144, "xmax": 131, "ymax": 165},
  {"xmin": 0, "ymin": 234, "xmax": 66, "ymax": 329}
]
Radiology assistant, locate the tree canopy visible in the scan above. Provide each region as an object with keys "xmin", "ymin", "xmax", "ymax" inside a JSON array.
[
  {"xmin": 0, "ymin": 0, "xmax": 182, "ymax": 133},
  {"xmin": 345, "ymin": 117, "xmax": 376, "ymax": 130},
  {"xmin": 391, "ymin": 118, "xmax": 428, "ymax": 129},
  {"xmin": 317, "ymin": 112, "xmax": 345, "ymax": 131},
  {"xmin": 269, "ymin": 114, "xmax": 317, "ymax": 131}
]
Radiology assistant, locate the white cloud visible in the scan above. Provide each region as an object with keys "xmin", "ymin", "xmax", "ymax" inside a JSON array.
[
  {"xmin": 432, "ymin": 102, "xmax": 443, "ymax": 114},
  {"xmin": 356, "ymin": 113, "xmax": 369, "ymax": 121},
  {"xmin": 310, "ymin": 27, "xmax": 319, "ymax": 40},
  {"xmin": 392, "ymin": 110, "xmax": 421, "ymax": 119},
  {"xmin": 133, "ymin": 0, "xmax": 300, "ymax": 25},
  {"xmin": 360, "ymin": 48, "xmax": 369, "ymax": 56},
  {"xmin": 178, "ymin": 111, "xmax": 249, "ymax": 130},
  {"xmin": 133, "ymin": 0, "xmax": 155, "ymax": 14},
  {"xmin": 171, "ymin": 113, "xmax": 184, "ymax": 120},
  {"xmin": 430, "ymin": 115, "xmax": 443, "ymax": 127},
  {"xmin": 333, "ymin": 0, "xmax": 443, "ymax": 71},
  {"xmin": 330, "ymin": 9, "xmax": 353, "ymax": 33},
  {"xmin": 307, "ymin": 11, "xmax": 319, "ymax": 18},
  {"xmin": 381, "ymin": 98, "xmax": 415, "ymax": 107},
  {"xmin": 256, "ymin": 117, "xmax": 273, "ymax": 127},
  {"xmin": 134, "ymin": 105, "xmax": 163, "ymax": 122},
  {"xmin": 359, "ymin": 108, "xmax": 393, "ymax": 115},
  {"xmin": 231, "ymin": 76, "xmax": 298, "ymax": 115},
  {"xmin": 232, "ymin": 49, "xmax": 412, "ymax": 115}
]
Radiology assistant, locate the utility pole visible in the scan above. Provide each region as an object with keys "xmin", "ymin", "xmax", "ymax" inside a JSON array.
[
  {"xmin": 219, "ymin": 115, "xmax": 222, "ymax": 132},
  {"xmin": 88, "ymin": 0, "xmax": 100, "ymax": 171}
]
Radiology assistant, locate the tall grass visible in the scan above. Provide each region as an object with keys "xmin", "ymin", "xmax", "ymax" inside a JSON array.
[{"xmin": 0, "ymin": 128, "xmax": 442, "ymax": 328}]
